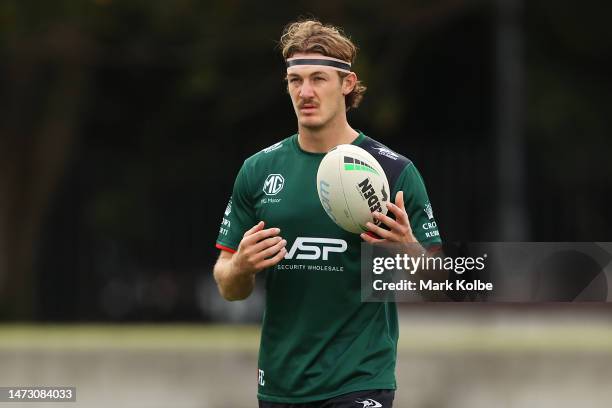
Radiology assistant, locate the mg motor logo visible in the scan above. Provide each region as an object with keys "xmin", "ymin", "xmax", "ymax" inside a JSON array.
[
  {"xmin": 263, "ymin": 174, "xmax": 285, "ymax": 196},
  {"xmin": 285, "ymin": 237, "xmax": 347, "ymax": 261}
]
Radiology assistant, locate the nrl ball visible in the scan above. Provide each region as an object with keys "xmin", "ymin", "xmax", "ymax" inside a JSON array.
[{"xmin": 317, "ymin": 144, "xmax": 390, "ymax": 234}]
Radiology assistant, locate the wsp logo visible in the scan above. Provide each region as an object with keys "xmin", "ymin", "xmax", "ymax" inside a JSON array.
[{"xmin": 285, "ymin": 237, "xmax": 347, "ymax": 261}]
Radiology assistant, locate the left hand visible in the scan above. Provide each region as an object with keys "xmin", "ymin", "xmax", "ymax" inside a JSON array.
[{"xmin": 360, "ymin": 191, "xmax": 417, "ymax": 245}]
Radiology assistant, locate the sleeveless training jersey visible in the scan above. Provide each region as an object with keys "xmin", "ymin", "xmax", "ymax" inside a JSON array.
[{"xmin": 215, "ymin": 132, "xmax": 442, "ymax": 403}]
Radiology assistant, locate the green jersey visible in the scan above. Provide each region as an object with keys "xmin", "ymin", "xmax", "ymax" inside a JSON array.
[{"xmin": 215, "ymin": 132, "xmax": 441, "ymax": 403}]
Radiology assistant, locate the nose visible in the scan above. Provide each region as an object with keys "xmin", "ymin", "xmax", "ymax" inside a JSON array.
[{"xmin": 299, "ymin": 79, "xmax": 314, "ymax": 99}]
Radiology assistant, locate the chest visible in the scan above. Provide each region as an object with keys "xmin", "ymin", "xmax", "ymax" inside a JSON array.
[
  {"xmin": 252, "ymin": 156, "xmax": 360, "ymax": 245},
  {"xmin": 253, "ymin": 159, "xmax": 322, "ymax": 227}
]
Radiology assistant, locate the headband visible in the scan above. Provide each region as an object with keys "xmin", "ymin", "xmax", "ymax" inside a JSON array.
[{"xmin": 286, "ymin": 55, "xmax": 352, "ymax": 74}]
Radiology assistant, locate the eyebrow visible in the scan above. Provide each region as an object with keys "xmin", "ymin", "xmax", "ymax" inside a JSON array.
[{"xmin": 286, "ymin": 71, "xmax": 331, "ymax": 79}]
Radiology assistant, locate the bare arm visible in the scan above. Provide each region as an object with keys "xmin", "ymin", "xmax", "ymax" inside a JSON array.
[
  {"xmin": 213, "ymin": 221, "xmax": 287, "ymax": 301},
  {"xmin": 213, "ymin": 250, "xmax": 255, "ymax": 301}
]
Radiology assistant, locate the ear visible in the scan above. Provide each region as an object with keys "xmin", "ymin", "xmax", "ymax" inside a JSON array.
[{"xmin": 342, "ymin": 72, "xmax": 357, "ymax": 95}]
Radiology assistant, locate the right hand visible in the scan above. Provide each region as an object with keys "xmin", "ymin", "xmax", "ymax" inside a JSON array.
[{"xmin": 232, "ymin": 221, "xmax": 287, "ymax": 276}]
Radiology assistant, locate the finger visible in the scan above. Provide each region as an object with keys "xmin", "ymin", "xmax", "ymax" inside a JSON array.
[
  {"xmin": 395, "ymin": 191, "xmax": 406, "ymax": 212},
  {"xmin": 364, "ymin": 231, "xmax": 382, "ymax": 239},
  {"xmin": 386, "ymin": 202, "xmax": 409, "ymax": 226},
  {"xmin": 252, "ymin": 236, "xmax": 285, "ymax": 257},
  {"xmin": 254, "ymin": 239, "xmax": 287, "ymax": 263},
  {"xmin": 360, "ymin": 232, "xmax": 385, "ymax": 244},
  {"xmin": 372, "ymin": 211, "xmax": 402, "ymax": 231},
  {"xmin": 244, "ymin": 227, "xmax": 281, "ymax": 245},
  {"xmin": 257, "ymin": 247, "xmax": 288, "ymax": 269},
  {"xmin": 366, "ymin": 221, "xmax": 395, "ymax": 240},
  {"xmin": 243, "ymin": 221, "xmax": 265, "ymax": 237}
]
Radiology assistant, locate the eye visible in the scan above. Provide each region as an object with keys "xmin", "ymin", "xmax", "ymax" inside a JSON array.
[
  {"xmin": 314, "ymin": 76, "xmax": 325, "ymax": 82},
  {"xmin": 288, "ymin": 78, "xmax": 301, "ymax": 84}
]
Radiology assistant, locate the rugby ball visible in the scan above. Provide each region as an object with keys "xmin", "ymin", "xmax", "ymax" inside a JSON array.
[{"xmin": 316, "ymin": 144, "xmax": 390, "ymax": 234}]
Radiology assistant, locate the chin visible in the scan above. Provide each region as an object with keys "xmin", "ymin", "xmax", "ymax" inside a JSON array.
[
  {"xmin": 299, "ymin": 119, "xmax": 325, "ymax": 129},
  {"xmin": 299, "ymin": 113, "xmax": 332, "ymax": 129}
]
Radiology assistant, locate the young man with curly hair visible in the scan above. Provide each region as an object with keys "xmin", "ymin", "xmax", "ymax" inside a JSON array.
[{"xmin": 214, "ymin": 19, "xmax": 441, "ymax": 408}]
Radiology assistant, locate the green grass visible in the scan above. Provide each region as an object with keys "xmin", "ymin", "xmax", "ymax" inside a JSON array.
[
  {"xmin": 1, "ymin": 323, "xmax": 612, "ymax": 353},
  {"xmin": 398, "ymin": 323, "xmax": 612, "ymax": 353},
  {"xmin": 0, "ymin": 324, "xmax": 261, "ymax": 352}
]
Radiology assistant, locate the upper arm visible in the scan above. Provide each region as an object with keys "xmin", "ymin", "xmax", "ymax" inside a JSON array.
[
  {"xmin": 215, "ymin": 161, "xmax": 257, "ymax": 251},
  {"xmin": 213, "ymin": 249, "xmax": 234, "ymax": 286},
  {"xmin": 394, "ymin": 163, "xmax": 442, "ymax": 246},
  {"xmin": 217, "ymin": 249, "xmax": 233, "ymax": 262},
  {"xmin": 214, "ymin": 249, "xmax": 234, "ymax": 273}
]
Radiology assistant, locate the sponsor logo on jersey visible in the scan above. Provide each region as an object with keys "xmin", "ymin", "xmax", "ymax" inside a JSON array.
[
  {"xmin": 373, "ymin": 147, "xmax": 399, "ymax": 160},
  {"xmin": 423, "ymin": 203, "xmax": 439, "ymax": 238},
  {"xmin": 262, "ymin": 142, "xmax": 282, "ymax": 153},
  {"xmin": 422, "ymin": 221, "xmax": 437, "ymax": 230},
  {"xmin": 285, "ymin": 237, "xmax": 347, "ymax": 261},
  {"xmin": 263, "ymin": 174, "xmax": 285, "ymax": 196},
  {"xmin": 258, "ymin": 369, "xmax": 265, "ymax": 386},
  {"xmin": 425, "ymin": 230, "xmax": 440, "ymax": 238},
  {"xmin": 224, "ymin": 198, "xmax": 232, "ymax": 216},
  {"xmin": 344, "ymin": 156, "xmax": 380, "ymax": 175},
  {"xmin": 424, "ymin": 202, "xmax": 434, "ymax": 220},
  {"xmin": 357, "ymin": 178, "xmax": 383, "ymax": 224},
  {"xmin": 260, "ymin": 197, "xmax": 282, "ymax": 204},
  {"xmin": 355, "ymin": 399, "xmax": 383, "ymax": 408}
]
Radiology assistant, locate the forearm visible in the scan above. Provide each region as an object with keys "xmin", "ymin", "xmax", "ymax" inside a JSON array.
[{"xmin": 213, "ymin": 257, "xmax": 256, "ymax": 301}]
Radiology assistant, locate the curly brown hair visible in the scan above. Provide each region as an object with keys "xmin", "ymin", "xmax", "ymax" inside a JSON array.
[{"xmin": 279, "ymin": 19, "xmax": 366, "ymax": 110}]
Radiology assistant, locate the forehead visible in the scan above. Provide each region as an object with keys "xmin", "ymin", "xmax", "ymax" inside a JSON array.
[
  {"xmin": 291, "ymin": 52, "xmax": 327, "ymax": 59},
  {"xmin": 286, "ymin": 53, "xmax": 340, "ymax": 76},
  {"xmin": 286, "ymin": 68, "xmax": 334, "ymax": 78}
]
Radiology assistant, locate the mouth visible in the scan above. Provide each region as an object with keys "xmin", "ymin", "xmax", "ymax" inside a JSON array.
[{"xmin": 299, "ymin": 104, "xmax": 318, "ymax": 114}]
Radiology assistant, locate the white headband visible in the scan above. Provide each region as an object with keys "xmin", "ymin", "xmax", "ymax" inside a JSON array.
[{"xmin": 286, "ymin": 55, "xmax": 352, "ymax": 74}]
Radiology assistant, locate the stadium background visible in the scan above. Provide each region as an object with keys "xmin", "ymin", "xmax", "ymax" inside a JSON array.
[{"xmin": 1, "ymin": 0, "xmax": 612, "ymax": 407}]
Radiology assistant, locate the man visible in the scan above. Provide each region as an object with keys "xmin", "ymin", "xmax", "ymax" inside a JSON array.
[{"xmin": 214, "ymin": 19, "xmax": 441, "ymax": 407}]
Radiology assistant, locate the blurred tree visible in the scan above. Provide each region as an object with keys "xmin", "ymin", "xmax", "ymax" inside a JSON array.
[
  {"xmin": 1, "ymin": 0, "xmax": 610, "ymax": 320},
  {"xmin": 0, "ymin": 2, "xmax": 95, "ymax": 318},
  {"xmin": 0, "ymin": 0, "xmax": 494, "ymax": 320}
]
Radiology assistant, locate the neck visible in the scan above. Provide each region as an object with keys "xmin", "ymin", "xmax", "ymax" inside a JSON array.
[{"xmin": 297, "ymin": 116, "xmax": 359, "ymax": 153}]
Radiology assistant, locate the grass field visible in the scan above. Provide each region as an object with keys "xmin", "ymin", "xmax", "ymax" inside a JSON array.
[
  {"xmin": 1, "ymin": 310, "xmax": 612, "ymax": 407},
  {"xmin": 2, "ymin": 318, "xmax": 612, "ymax": 353}
]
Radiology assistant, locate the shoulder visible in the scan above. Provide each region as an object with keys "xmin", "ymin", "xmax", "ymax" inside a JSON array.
[
  {"xmin": 243, "ymin": 134, "xmax": 295, "ymax": 169},
  {"xmin": 358, "ymin": 135, "xmax": 414, "ymax": 188}
]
